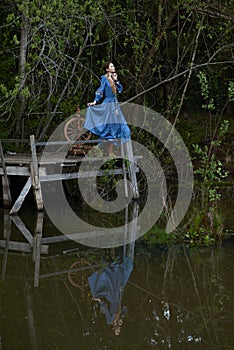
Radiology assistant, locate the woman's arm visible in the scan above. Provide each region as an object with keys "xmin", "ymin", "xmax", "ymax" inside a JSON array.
[
  {"xmin": 115, "ymin": 80, "xmax": 123, "ymax": 94},
  {"xmin": 112, "ymin": 72, "xmax": 123, "ymax": 94},
  {"xmin": 87, "ymin": 76, "xmax": 106, "ymax": 106}
]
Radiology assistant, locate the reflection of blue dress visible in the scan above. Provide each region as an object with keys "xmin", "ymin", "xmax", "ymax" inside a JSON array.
[
  {"xmin": 88, "ymin": 257, "xmax": 133, "ymax": 324},
  {"xmin": 84, "ymin": 75, "xmax": 130, "ymax": 143}
]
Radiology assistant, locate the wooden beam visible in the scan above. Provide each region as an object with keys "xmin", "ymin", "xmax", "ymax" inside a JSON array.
[
  {"xmin": 121, "ymin": 142, "xmax": 129, "ymax": 197},
  {"xmin": 1, "ymin": 211, "xmax": 11, "ymax": 280},
  {"xmin": 33, "ymin": 212, "xmax": 44, "ymax": 287},
  {"xmin": 0, "ymin": 140, "xmax": 12, "ymax": 206},
  {"xmin": 39, "ymin": 166, "xmax": 138, "ymax": 182},
  {"xmin": 125, "ymin": 140, "xmax": 139, "ymax": 199},
  {"xmin": 30, "ymin": 135, "xmax": 43, "ymax": 210},
  {"xmin": 10, "ymin": 177, "xmax": 32, "ymax": 214},
  {"xmin": 0, "ymin": 166, "xmax": 31, "ymax": 176},
  {"xmin": 41, "ymin": 225, "xmax": 140, "ymax": 244},
  {"xmin": 0, "ymin": 240, "xmax": 48, "ymax": 254},
  {"xmin": 10, "ymin": 215, "xmax": 34, "ymax": 245}
]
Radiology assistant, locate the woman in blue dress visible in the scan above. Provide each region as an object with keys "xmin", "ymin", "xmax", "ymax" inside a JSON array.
[{"xmin": 85, "ymin": 61, "xmax": 131, "ymax": 155}]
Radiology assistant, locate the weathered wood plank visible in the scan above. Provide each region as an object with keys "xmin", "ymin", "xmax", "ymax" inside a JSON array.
[
  {"xmin": 121, "ymin": 142, "xmax": 129, "ymax": 197},
  {"xmin": 9, "ymin": 177, "xmax": 32, "ymax": 214},
  {"xmin": 30, "ymin": 135, "xmax": 43, "ymax": 210},
  {"xmin": 33, "ymin": 214, "xmax": 43, "ymax": 287},
  {"xmin": 39, "ymin": 166, "xmax": 139, "ymax": 182},
  {"xmin": 0, "ymin": 140, "xmax": 12, "ymax": 205},
  {"xmin": 0, "ymin": 240, "xmax": 48, "ymax": 254},
  {"xmin": 1, "ymin": 212, "xmax": 11, "ymax": 280},
  {"xmin": 0, "ymin": 166, "xmax": 31, "ymax": 176},
  {"xmin": 125, "ymin": 140, "xmax": 139, "ymax": 199},
  {"xmin": 41, "ymin": 225, "xmax": 139, "ymax": 244},
  {"xmin": 34, "ymin": 242, "xmax": 42, "ymax": 285},
  {"xmin": 10, "ymin": 215, "xmax": 34, "ymax": 245}
]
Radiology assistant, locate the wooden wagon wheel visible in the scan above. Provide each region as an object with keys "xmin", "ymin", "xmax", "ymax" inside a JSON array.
[
  {"xmin": 64, "ymin": 106, "xmax": 92, "ymax": 142},
  {"xmin": 68, "ymin": 258, "xmax": 93, "ymax": 290}
]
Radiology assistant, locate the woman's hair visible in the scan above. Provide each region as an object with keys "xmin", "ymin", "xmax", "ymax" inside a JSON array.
[{"xmin": 104, "ymin": 61, "xmax": 112, "ymax": 71}]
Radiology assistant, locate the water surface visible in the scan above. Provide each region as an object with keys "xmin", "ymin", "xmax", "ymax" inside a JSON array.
[{"xmin": 0, "ymin": 202, "xmax": 233, "ymax": 350}]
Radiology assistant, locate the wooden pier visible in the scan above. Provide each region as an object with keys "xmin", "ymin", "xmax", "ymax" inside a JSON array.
[{"xmin": 0, "ymin": 135, "xmax": 140, "ymax": 214}]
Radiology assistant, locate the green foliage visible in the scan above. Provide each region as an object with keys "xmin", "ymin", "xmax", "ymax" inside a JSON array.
[
  {"xmin": 144, "ymin": 225, "xmax": 174, "ymax": 245},
  {"xmin": 184, "ymin": 209, "xmax": 223, "ymax": 245},
  {"xmin": 186, "ymin": 119, "xmax": 230, "ymax": 244},
  {"xmin": 197, "ymin": 71, "xmax": 215, "ymax": 111},
  {"xmin": 193, "ymin": 121, "xmax": 229, "ymax": 209},
  {"xmin": 0, "ymin": 0, "xmax": 234, "ymax": 138},
  {"xmin": 228, "ymin": 81, "xmax": 234, "ymax": 101}
]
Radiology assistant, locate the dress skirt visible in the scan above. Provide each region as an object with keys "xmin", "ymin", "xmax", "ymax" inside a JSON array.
[{"xmin": 84, "ymin": 102, "xmax": 130, "ymax": 143}]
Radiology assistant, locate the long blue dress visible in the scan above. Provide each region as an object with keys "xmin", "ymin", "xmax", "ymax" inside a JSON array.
[
  {"xmin": 88, "ymin": 256, "xmax": 133, "ymax": 325},
  {"xmin": 84, "ymin": 75, "xmax": 130, "ymax": 143}
]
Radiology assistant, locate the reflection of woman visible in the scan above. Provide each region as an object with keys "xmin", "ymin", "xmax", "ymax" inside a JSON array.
[
  {"xmin": 85, "ymin": 61, "xmax": 131, "ymax": 154},
  {"xmin": 88, "ymin": 256, "xmax": 133, "ymax": 336}
]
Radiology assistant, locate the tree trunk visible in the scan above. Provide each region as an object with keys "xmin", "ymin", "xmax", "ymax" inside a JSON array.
[{"xmin": 15, "ymin": 16, "xmax": 29, "ymax": 138}]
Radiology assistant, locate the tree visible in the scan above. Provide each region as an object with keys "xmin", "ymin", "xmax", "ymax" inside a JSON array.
[{"xmin": 0, "ymin": 0, "xmax": 233, "ymax": 140}]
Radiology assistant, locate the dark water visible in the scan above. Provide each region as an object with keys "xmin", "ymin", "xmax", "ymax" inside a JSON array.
[{"xmin": 0, "ymin": 201, "xmax": 234, "ymax": 350}]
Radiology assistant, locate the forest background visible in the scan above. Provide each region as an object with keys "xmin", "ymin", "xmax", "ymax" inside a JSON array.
[{"xmin": 0, "ymin": 0, "xmax": 234, "ymax": 242}]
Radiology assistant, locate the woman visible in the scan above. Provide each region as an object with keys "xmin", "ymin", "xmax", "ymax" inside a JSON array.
[{"xmin": 85, "ymin": 61, "xmax": 130, "ymax": 155}]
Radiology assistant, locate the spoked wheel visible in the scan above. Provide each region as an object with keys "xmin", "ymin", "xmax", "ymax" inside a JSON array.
[
  {"xmin": 64, "ymin": 116, "xmax": 92, "ymax": 142},
  {"xmin": 68, "ymin": 258, "xmax": 93, "ymax": 290}
]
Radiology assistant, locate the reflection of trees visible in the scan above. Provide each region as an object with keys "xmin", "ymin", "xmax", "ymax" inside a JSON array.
[{"xmin": 124, "ymin": 245, "xmax": 232, "ymax": 349}]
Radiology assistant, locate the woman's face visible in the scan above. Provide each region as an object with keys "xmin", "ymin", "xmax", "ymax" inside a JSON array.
[{"xmin": 107, "ymin": 62, "xmax": 115, "ymax": 73}]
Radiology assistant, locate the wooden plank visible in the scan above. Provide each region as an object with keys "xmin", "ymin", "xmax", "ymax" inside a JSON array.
[
  {"xmin": 1, "ymin": 177, "xmax": 11, "ymax": 206},
  {"xmin": 41, "ymin": 225, "xmax": 140, "ymax": 244},
  {"xmin": 30, "ymin": 135, "xmax": 39, "ymax": 189},
  {"xmin": 0, "ymin": 138, "xmax": 29, "ymax": 143},
  {"xmin": 3, "ymin": 211, "xmax": 11, "ymax": 239},
  {"xmin": 0, "ymin": 166, "xmax": 31, "ymax": 176},
  {"xmin": 39, "ymin": 167, "xmax": 138, "ymax": 182},
  {"xmin": 9, "ymin": 177, "xmax": 32, "ymax": 214},
  {"xmin": 2, "ymin": 156, "xmax": 31, "ymax": 165},
  {"xmin": 0, "ymin": 240, "xmax": 32, "ymax": 252},
  {"xmin": 1, "ymin": 212, "xmax": 11, "ymax": 280},
  {"xmin": 121, "ymin": 142, "xmax": 129, "ymax": 197},
  {"xmin": 33, "ymin": 212, "xmax": 44, "ymax": 261},
  {"xmin": 125, "ymin": 140, "xmax": 139, "ymax": 199},
  {"xmin": 30, "ymin": 135, "xmax": 43, "ymax": 210},
  {"xmin": 39, "ymin": 154, "xmax": 142, "ymax": 165},
  {"xmin": 10, "ymin": 215, "xmax": 34, "ymax": 245},
  {"xmin": 34, "ymin": 231, "xmax": 42, "ymax": 287},
  {"xmin": 33, "ymin": 212, "xmax": 44, "ymax": 286},
  {"xmin": 0, "ymin": 140, "xmax": 12, "ymax": 205},
  {"xmin": 39, "ymin": 263, "xmax": 104, "ymax": 279},
  {"xmin": 0, "ymin": 240, "xmax": 48, "ymax": 254},
  {"xmin": 41, "ymin": 235, "xmax": 71, "ymax": 244}
]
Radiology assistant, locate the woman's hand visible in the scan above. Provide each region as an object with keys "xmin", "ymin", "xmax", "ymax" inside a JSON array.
[
  {"xmin": 92, "ymin": 297, "xmax": 101, "ymax": 302},
  {"xmin": 112, "ymin": 73, "xmax": 118, "ymax": 81},
  {"xmin": 87, "ymin": 101, "xmax": 97, "ymax": 107}
]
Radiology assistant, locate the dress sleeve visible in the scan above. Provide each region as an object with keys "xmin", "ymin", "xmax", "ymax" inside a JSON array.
[
  {"xmin": 94, "ymin": 76, "xmax": 106, "ymax": 103},
  {"xmin": 115, "ymin": 81, "xmax": 123, "ymax": 94},
  {"xmin": 100, "ymin": 301, "xmax": 114, "ymax": 324}
]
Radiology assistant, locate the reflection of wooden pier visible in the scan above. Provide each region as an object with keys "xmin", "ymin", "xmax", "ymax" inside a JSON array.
[
  {"xmin": 0, "ymin": 136, "xmax": 140, "ymax": 214},
  {"xmin": 1, "ymin": 203, "xmax": 138, "ymax": 287}
]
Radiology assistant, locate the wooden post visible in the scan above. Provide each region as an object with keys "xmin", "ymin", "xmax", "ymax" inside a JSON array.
[
  {"xmin": 0, "ymin": 140, "xmax": 12, "ymax": 206},
  {"xmin": 125, "ymin": 140, "xmax": 139, "ymax": 199},
  {"xmin": 33, "ymin": 212, "xmax": 44, "ymax": 287},
  {"xmin": 30, "ymin": 135, "xmax": 43, "ymax": 210},
  {"xmin": 121, "ymin": 142, "xmax": 129, "ymax": 197},
  {"xmin": 1, "ymin": 211, "xmax": 11, "ymax": 280}
]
